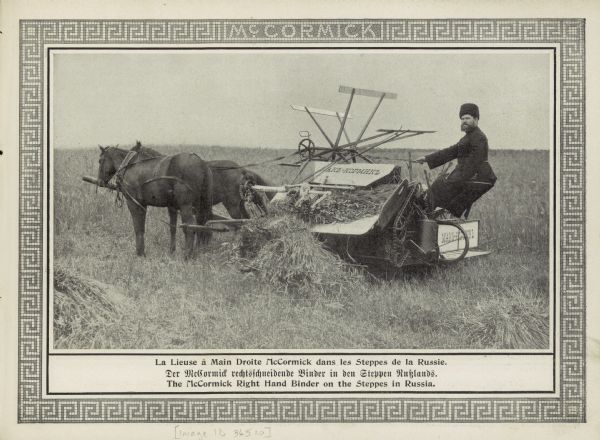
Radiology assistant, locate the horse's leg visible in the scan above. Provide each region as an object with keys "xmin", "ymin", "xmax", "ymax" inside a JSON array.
[
  {"xmin": 195, "ymin": 204, "xmax": 212, "ymax": 246},
  {"xmin": 168, "ymin": 207, "xmax": 178, "ymax": 254},
  {"xmin": 180, "ymin": 205, "xmax": 196, "ymax": 260},
  {"xmin": 126, "ymin": 200, "xmax": 147, "ymax": 257}
]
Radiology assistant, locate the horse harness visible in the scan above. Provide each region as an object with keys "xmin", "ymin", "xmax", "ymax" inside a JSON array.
[
  {"xmin": 140, "ymin": 155, "xmax": 196, "ymax": 194},
  {"xmin": 112, "ymin": 149, "xmax": 196, "ymax": 211}
]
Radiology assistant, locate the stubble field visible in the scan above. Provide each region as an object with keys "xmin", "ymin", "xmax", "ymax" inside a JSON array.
[{"xmin": 53, "ymin": 145, "xmax": 551, "ymax": 350}]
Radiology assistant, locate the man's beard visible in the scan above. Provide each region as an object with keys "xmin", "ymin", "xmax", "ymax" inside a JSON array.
[{"xmin": 461, "ymin": 123, "xmax": 474, "ymax": 132}]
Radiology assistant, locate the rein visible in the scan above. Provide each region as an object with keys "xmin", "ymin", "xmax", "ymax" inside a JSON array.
[
  {"xmin": 208, "ymin": 150, "xmax": 301, "ymax": 171},
  {"xmin": 108, "ymin": 146, "xmax": 299, "ymax": 173}
]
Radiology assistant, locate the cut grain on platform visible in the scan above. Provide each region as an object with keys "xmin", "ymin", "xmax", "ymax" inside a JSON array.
[{"xmin": 279, "ymin": 184, "xmax": 398, "ymax": 224}]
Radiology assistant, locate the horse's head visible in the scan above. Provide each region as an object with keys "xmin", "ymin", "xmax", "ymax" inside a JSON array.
[{"xmin": 97, "ymin": 145, "xmax": 118, "ymax": 186}]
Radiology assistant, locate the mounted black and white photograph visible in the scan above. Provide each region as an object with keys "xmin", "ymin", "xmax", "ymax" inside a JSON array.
[
  {"xmin": 6, "ymin": 6, "xmax": 591, "ymax": 427},
  {"xmin": 51, "ymin": 48, "xmax": 553, "ymax": 351}
]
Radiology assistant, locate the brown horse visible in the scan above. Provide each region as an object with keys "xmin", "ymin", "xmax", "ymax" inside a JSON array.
[
  {"xmin": 120, "ymin": 145, "xmax": 273, "ymax": 218},
  {"xmin": 209, "ymin": 160, "xmax": 273, "ymax": 219},
  {"xmin": 97, "ymin": 144, "xmax": 213, "ymax": 259}
]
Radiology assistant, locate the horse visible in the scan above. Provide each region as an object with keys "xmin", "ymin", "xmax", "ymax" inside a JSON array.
[
  {"xmin": 97, "ymin": 143, "xmax": 213, "ymax": 259},
  {"xmin": 118, "ymin": 144, "xmax": 274, "ymax": 219},
  {"xmin": 208, "ymin": 160, "xmax": 274, "ymax": 219}
]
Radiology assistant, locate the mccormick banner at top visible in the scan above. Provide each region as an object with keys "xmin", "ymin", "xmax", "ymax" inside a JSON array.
[{"xmin": 222, "ymin": 22, "xmax": 383, "ymax": 40}]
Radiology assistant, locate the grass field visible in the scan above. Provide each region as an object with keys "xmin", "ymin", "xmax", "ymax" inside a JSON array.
[{"xmin": 53, "ymin": 144, "xmax": 551, "ymax": 350}]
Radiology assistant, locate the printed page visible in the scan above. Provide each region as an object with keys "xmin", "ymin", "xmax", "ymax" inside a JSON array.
[{"xmin": 1, "ymin": 0, "xmax": 599, "ymax": 439}]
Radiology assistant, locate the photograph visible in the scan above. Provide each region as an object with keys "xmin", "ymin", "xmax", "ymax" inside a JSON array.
[
  {"xmin": 6, "ymin": 11, "xmax": 589, "ymax": 428},
  {"xmin": 51, "ymin": 48, "xmax": 553, "ymax": 351}
]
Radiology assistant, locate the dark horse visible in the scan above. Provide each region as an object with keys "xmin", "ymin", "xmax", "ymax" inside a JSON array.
[
  {"xmin": 97, "ymin": 143, "xmax": 213, "ymax": 259},
  {"xmin": 209, "ymin": 160, "xmax": 273, "ymax": 219},
  {"xmin": 119, "ymin": 145, "xmax": 273, "ymax": 219}
]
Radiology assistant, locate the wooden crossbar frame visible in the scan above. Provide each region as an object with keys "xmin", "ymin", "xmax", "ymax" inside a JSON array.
[
  {"xmin": 290, "ymin": 105, "xmax": 352, "ymax": 118},
  {"xmin": 338, "ymin": 85, "xmax": 397, "ymax": 100},
  {"xmin": 290, "ymin": 85, "xmax": 434, "ymax": 167}
]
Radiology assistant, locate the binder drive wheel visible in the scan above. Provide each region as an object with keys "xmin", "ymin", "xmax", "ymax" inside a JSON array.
[
  {"xmin": 435, "ymin": 219, "xmax": 470, "ymax": 264},
  {"xmin": 389, "ymin": 206, "xmax": 470, "ymax": 267}
]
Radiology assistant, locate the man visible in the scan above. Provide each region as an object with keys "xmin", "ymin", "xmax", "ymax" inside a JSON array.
[{"xmin": 415, "ymin": 103, "xmax": 497, "ymax": 218}]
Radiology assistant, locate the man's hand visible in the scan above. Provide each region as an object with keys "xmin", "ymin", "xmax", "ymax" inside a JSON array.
[{"xmin": 414, "ymin": 156, "xmax": 427, "ymax": 164}]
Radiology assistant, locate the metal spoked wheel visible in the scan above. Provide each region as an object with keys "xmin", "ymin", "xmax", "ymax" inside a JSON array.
[
  {"xmin": 297, "ymin": 138, "xmax": 316, "ymax": 160},
  {"xmin": 436, "ymin": 219, "xmax": 470, "ymax": 264}
]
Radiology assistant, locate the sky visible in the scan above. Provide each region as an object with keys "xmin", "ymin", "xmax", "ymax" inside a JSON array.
[{"xmin": 52, "ymin": 49, "xmax": 552, "ymax": 150}]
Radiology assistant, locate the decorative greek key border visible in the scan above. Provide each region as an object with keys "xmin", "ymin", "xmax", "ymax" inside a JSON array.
[{"xmin": 18, "ymin": 19, "xmax": 585, "ymax": 422}]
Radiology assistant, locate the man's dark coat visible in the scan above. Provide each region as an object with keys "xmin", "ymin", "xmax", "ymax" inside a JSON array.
[{"xmin": 425, "ymin": 126, "xmax": 497, "ymax": 217}]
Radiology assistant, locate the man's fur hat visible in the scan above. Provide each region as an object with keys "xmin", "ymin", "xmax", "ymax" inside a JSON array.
[{"xmin": 459, "ymin": 103, "xmax": 479, "ymax": 119}]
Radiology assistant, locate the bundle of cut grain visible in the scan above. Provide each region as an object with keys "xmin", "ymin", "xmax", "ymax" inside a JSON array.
[
  {"xmin": 462, "ymin": 291, "xmax": 549, "ymax": 349},
  {"xmin": 54, "ymin": 266, "xmax": 130, "ymax": 347},
  {"xmin": 235, "ymin": 214, "xmax": 362, "ymax": 296},
  {"xmin": 237, "ymin": 216, "xmax": 289, "ymax": 259}
]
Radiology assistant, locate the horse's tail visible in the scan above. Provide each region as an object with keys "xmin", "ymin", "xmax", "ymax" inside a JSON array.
[
  {"xmin": 193, "ymin": 154, "xmax": 214, "ymax": 211},
  {"xmin": 205, "ymin": 162, "xmax": 214, "ymax": 213},
  {"xmin": 191, "ymin": 156, "xmax": 214, "ymax": 245},
  {"xmin": 175, "ymin": 153, "xmax": 213, "ymax": 219}
]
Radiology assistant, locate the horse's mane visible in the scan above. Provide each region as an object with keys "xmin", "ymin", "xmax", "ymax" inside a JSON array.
[
  {"xmin": 103, "ymin": 142, "xmax": 164, "ymax": 162},
  {"xmin": 132, "ymin": 140, "xmax": 164, "ymax": 158}
]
